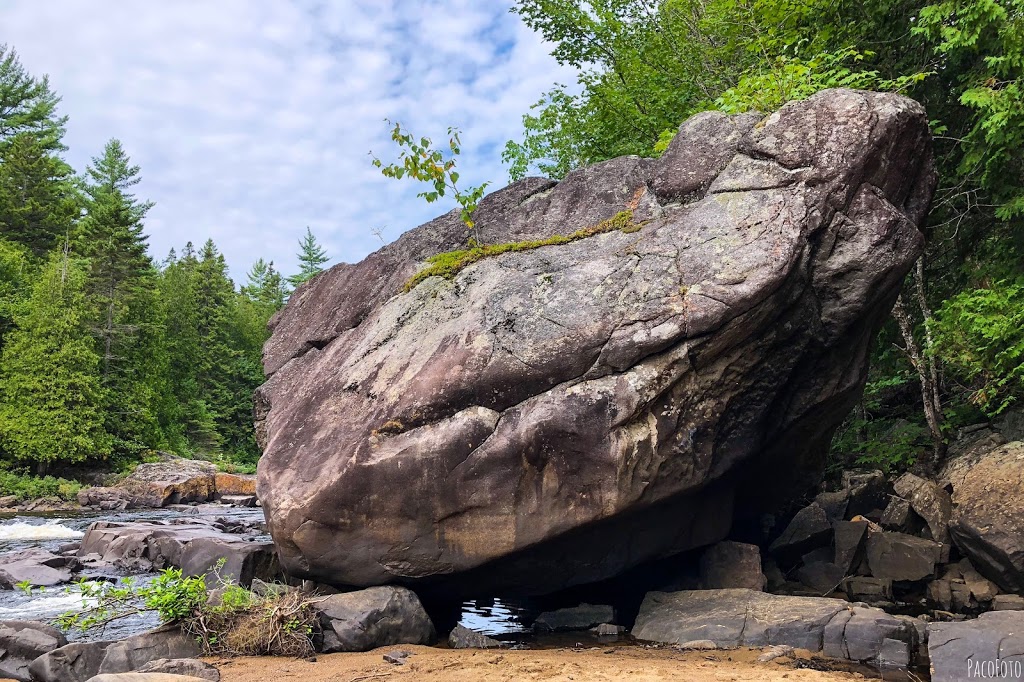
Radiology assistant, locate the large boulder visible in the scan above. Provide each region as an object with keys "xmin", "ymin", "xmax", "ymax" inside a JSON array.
[
  {"xmin": 313, "ymin": 586, "xmax": 435, "ymax": 652},
  {"xmin": 257, "ymin": 89, "xmax": 935, "ymax": 596},
  {"xmin": 942, "ymin": 440, "xmax": 1024, "ymax": 592},
  {"xmin": 928, "ymin": 610, "xmax": 1024, "ymax": 682},
  {"xmin": 30, "ymin": 626, "xmax": 201, "ymax": 682},
  {"xmin": 632, "ymin": 588, "xmax": 919, "ymax": 667},
  {"xmin": 698, "ymin": 540, "xmax": 765, "ymax": 590},
  {"xmin": 0, "ymin": 620, "xmax": 67, "ymax": 681},
  {"xmin": 118, "ymin": 458, "xmax": 217, "ymax": 507},
  {"xmin": 0, "ymin": 549, "xmax": 77, "ymax": 588},
  {"xmin": 78, "ymin": 520, "xmax": 279, "ymax": 586}
]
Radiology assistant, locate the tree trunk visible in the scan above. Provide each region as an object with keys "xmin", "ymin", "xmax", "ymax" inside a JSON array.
[{"xmin": 893, "ymin": 292, "xmax": 946, "ymax": 470}]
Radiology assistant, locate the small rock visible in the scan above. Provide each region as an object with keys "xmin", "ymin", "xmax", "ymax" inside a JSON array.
[
  {"xmin": 993, "ymin": 594, "xmax": 1024, "ymax": 611},
  {"xmin": 218, "ymin": 494, "xmax": 257, "ymax": 507},
  {"xmin": 383, "ymin": 650, "xmax": 411, "ymax": 665},
  {"xmin": 136, "ymin": 658, "xmax": 219, "ymax": 681},
  {"xmin": 448, "ymin": 624, "xmax": 503, "ymax": 649},
  {"xmin": 315, "ymin": 586, "xmax": 435, "ymax": 653},
  {"xmin": 958, "ymin": 558, "xmax": 999, "ymax": 602},
  {"xmin": 769, "ymin": 503, "xmax": 832, "ymax": 562},
  {"xmin": 534, "ymin": 603, "xmax": 615, "ymax": 632},
  {"xmin": 757, "ymin": 645, "xmax": 795, "ymax": 662},
  {"xmin": 842, "ymin": 576, "xmax": 893, "ymax": 603},
  {"xmin": 678, "ymin": 639, "xmax": 719, "ymax": 650},
  {"xmin": 842, "ymin": 470, "xmax": 887, "ymax": 517},
  {"xmin": 591, "ymin": 623, "xmax": 625, "ymax": 636}
]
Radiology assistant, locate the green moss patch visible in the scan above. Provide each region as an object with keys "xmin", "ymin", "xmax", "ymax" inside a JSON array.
[{"xmin": 404, "ymin": 210, "xmax": 642, "ymax": 292}]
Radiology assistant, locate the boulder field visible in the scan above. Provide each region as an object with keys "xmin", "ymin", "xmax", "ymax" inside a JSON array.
[{"xmin": 256, "ymin": 88, "xmax": 936, "ymax": 597}]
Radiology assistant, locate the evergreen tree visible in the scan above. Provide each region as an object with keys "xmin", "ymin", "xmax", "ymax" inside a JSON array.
[
  {"xmin": 0, "ymin": 238, "xmax": 30, "ymax": 352},
  {"xmin": 242, "ymin": 258, "xmax": 286, "ymax": 309},
  {"xmin": 287, "ymin": 227, "xmax": 329, "ymax": 286},
  {"xmin": 0, "ymin": 44, "xmax": 67, "ymax": 153},
  {"xmin": 0, "ymin": 133, "xmax": 81, "ymax": 256},
  {"xmin": 0, "ymin": 249, "xmax": 108, "ymax": 471},
  {"xmin": 75, "ymin": 138, "xmax": 161, "ymax": 455}
]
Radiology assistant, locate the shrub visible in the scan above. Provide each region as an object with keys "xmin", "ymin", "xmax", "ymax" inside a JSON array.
[{"xmin": 0, "ymin": 470, "xmax": 82, "ymax": 501}]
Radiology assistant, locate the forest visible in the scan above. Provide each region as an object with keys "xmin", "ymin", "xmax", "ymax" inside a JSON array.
[
  {"xmin": 0, "ymin": 43, "xmax": 331, "ymax": 494},
  {"xmin": 2, "ymin": 0, "xmax": 1023, "ymax": 494}
]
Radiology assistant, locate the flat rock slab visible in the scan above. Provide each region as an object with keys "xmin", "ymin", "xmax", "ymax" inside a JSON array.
[
  {"xmin": 257, "ymin": 89, "xmax": 934, "ymax": 596},
  {"xmin": 633, "ymin": 588, "xmax": 918, "ymax": 667},
  {"xmin": 533, "ymin": 604, "xmax": 615, "ymax": 632},
  {"xmin": 929, "ymin": 611, "xmax": 1024, "ymax": 682}
]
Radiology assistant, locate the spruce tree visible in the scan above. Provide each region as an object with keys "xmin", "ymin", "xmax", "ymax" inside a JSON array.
[
  {"xmin": 0, "ymin": 44, "xmax": 67, "ymax": 153},
  {"xmin": 76, "ymin": 138, "xmax": 161, "ymax": 455},
  {"xmin": 0, "ymin": 249, "xmax": 108, "ymax": 471},
  {"xmin": 287, "ymin": 227, "xmax": 329, "ymax": 286}
]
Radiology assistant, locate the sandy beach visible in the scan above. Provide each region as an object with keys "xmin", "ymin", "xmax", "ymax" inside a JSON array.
[{"xmin": 211, "ymin": 645, "xmax": 875, "ymax": 682}]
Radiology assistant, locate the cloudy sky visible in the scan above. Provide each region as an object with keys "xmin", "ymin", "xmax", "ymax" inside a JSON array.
[{"xmin": 2, "ymin": 1, "xmax": 577, "ymax": 280}]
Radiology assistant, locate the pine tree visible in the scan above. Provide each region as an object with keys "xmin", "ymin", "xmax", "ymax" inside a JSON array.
[
  {"xmin": 75, "ymin": 138, "xmax": 161, "ymax": 455},
  {"xmin": 242, "ymin": 258, "xmax": 287, "ymax": 309},
  {"xmin": 287, "ymin": 227, "xmax": 329, "ymax": 286},
  {"xmin": 0, "ymin": 133, "xmax": 81, "ymax": 256},
  {"xmin": 0, "ymin": 249, "xmax": 108, "ymax": 471},
  {"xmin": 0, "ymin": 238, "xmax": 30, "ymax": 352},
  {"xmin": 0, "ymin": 45, "xmax": 67, "ymax": 153}
]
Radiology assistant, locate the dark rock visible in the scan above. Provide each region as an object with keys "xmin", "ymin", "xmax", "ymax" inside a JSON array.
[
  {"xmin": 118, "ymin": 458, "xmax": 217, "ymax": 507},
  {"xmin": 0, "ymin": 620, "xmax": 67, "ymax": 681},
  {"xmin": 769, "ymin": 504, "xmax": 833, "ymax": 563},
  {"xmin": 218, "ymin": 494, "xmax": 257, "ymax": 507},
  {"xmin": 383, "ymin": 650, "xmax": 411, "ymax": 665},
  {"xmin": 698, "ymin": 541, "xmax": 765, "ymax": 590},
  {"xmin": 943, "ymin": 441, "xmax": 1024, "ymax": 592},
  {"xmin": 926, "ymin": 579, "xmax": 954, "ymax": 611},
  {"xmin": 447, "ymin": 624, "xmax": 503, "ymax": 649},
  {"xmin": 761, "ymin": 558, "xmax": 787, "ymax": 591},
  {"xmin": 534, "ymin": 604, "xmax": 615, "ymax": 632},
  {"xmin": 30, "ymin": 625, "xmax": 201, "ymax": 682},
  {"xmin": 841, "ymin": 470, "xmax": 887, "ymax": 518},
  {"xmin": 314, "ymin": 586, "xmax": 435, "ymax": 653},
  {"xmin": 958, "ymin": 558, "xmax": 999, "ymax": 603},
  {"xmin": 78, "ymin": 521, "xmax": 280, "ymax": 587},
  {"xmin": 833, "ymin": 520, "xmax": 868, "ymax": 573},
  {"xmin": 893, "ymin": 472, "xmax": 953, "ymax": 562},
  {"xmin": 880, "ymin": 497, "xmax": 915, "ymax": 532},
  {"xmin": 842, "ymin": 576, "xmax": 893, "ymax": 603},
  {"xmin": 633, "ymin": 588, "xmax": 916, "ymax": 666},
  {"xmin": 0, "ymin": 549, "xmax": 74, "ymax": 588},
  {"xmin": 865, "ymin": 530, "xmax": 941, "ymax": 581},
  {"xmin": 993, "ymin": 594, "xmax": 1024, "ymax": 611},
  {"xmin": 796, "ymin": 561, "xmax": 846, "ymax": 595},
  {"xmin": 256, "ymin": 89, "xmax": 934, "ymax": 596},
  {"xmin": 928, "ymin": 611, "xmax": 1024, "ymax": 682},
  {"xmin": 135, "ymin": 658, "xmax": 220, "ymax": 681},
  {"xmin": 591, "ymin": 623, "xmax": 625, "ymax": 636},
  {"xmin": 950, "ymin": 581, "xmax": 973, "ymax": 612},
  {"xmin": 814, "ymin": 491, "xmax": 849, "ymax": 524}
]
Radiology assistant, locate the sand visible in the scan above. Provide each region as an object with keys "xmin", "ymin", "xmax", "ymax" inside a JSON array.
[{"xmin": 211, "ymin": 644, "xmax": 873, "ymax": 682}]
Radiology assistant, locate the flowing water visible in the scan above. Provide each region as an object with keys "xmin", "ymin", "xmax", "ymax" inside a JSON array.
[{"xmin": 0, "ymin": 506, "xmax": 267, "ymax": 640}]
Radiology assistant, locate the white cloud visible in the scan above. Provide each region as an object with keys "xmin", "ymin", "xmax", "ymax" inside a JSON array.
[{"xmin": 0, "ymin": 0, "xmax": 577, "ymax": 280}]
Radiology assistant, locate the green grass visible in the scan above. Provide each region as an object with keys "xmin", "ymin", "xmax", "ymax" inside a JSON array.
[{"xmin": 404, "ymin": 210, "xmax": 642, "ymax": 292}]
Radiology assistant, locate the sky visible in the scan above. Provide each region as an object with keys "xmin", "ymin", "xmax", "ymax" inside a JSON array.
[{"xmin": 1, "ymin": 1, "xmax": 578, "ymax": 280}]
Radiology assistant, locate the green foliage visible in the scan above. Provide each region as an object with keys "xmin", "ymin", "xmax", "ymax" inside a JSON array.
[
  {"xmin": 0, "ymin": 44, "xmax": 68, "ymax": 153},
  {"xmin": 373, "ymin": 121, "xmax": 490, "ymax": 240},
  {"xmin": 286, "ymin": 228, "xmax": 329, "ymax": 287},
  {"xmin": 0, "ymin": 251, "xmax": 109, "ymax": 469},
  {"xmin": 0, "ymin": 469, "xmax": 82, "ymax": 501},
  {"xmin": 716, "ymin": 47, "xmax": 931, "ymax": 114},
  {"xmin": 932, "ymin": 279, "xmax": 1024, "ymax": 415},
  {"xmin": 58, "ymin": 563, "xmax": 317, "ymax": 657},
  {"xmin": 403, "ymin": 210, "xmax": 639, "ymax": 291}
]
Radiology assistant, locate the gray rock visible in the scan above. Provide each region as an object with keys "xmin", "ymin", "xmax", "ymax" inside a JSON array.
[
  {"xmin": 0, "ymin": 548, "xmax": 75, "ymax": 588},
  {"xmin": 796, "ymin": 561, "xmax": 846, "ymax": 595},
  {"xmin": 928, "ymin": 611, "xmax": 1024, "ymax": 682},
  {"xmin": 677, "ymin": 639, "xmax": 719, "ymax": 650},
  {"xmin": 959, "ymin": 558, "xmax": 999, "ymax": 602},
  {"xmin": 814, "ymin": 491, "xmax": 849, "ymax": 524},
  {"xmin": 217, "ymin": 494, "xmax": 257, "ymax": 507},
  {"xmin": 314, "ymin": 586, "xmax": 435, "ymax": 653},
  {"xmin": 0, "ymin": 619, "xmax": 67, "ymax": 681},
  {"xmin": 893, "ymin": 472, "xmax": 953, "ymax": 562},
  {"xmin": 698, "ymin": 541, "xmax": 765, "ymax": 590},
  {"xmin": 943, "ymin": 441, "xmax": 1024, "ymax": 592},
  {"xmin": 926, "ymin": 579, "xmax": 954, "ymax": 611},
  {"xmin": 448, "ymin": 624, "xmax": 503, "ymax": 649},
  {"xmin": 865, "ymin": 530, "xmax": 941, "ymax": 581},
  {"xmin": 135, "ymin": 658, "xmax": 220, "ymax": 681},
  {"xmin": 833, "ymin": 520, "xmax": 868, "ymax": 573},
  {"xmin": 534, "ymin": 604, "xmax": 615, "ymax": 632},
  {"xmin": 757, "ymin": 644, "xmax": 795, "ymax": 662},
  {"xmin": 77, "ymin": 487, "xmax": 133, "ymax": 511},
  {"xmin": 78, "ymin": 520, "xmax": 279, "ymax": 587},
  {"xmin": 652, "ymin": 111, "xmax": 761, "ymax": 199},
  {"xmin": 880, "ymin": 497, "xmax": 914, "ymax": 532},
  {"xmin": 841, "ymin": 470, "xmax": 888, "ymax": 518},
  {"xmin": 256, "ymin": 89, "xmax": 934, "ymax": 596},
  {"xmin": 842, "ymin": 576, "xmax": 893, "ymax": 603},
  {"xmin": 383, "ymin": 650, "xmax": 411, "ymax": 665},
  {"xmin": 30, "ymin": 626, "xmax": 201, "ymax": 682},
  {"xmin": 591, "ymin": 623, "xmax": 625, "ymax": 636},
  {"xmin": 633, "ymin": 589, "xmax": 916, "ymax": 666},
  {"xmin": 769, "ymin": 504, "xmax": 833, "ymax": 562},
  {"xmin": 994, "ymin": 594, "xmax": 1024, "ymax": 611}
]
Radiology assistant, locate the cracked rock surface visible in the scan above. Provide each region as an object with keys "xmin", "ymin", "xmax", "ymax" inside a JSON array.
[{"xmin": 256, "ymin": 89, "xmax": 935, "ymax": 596}]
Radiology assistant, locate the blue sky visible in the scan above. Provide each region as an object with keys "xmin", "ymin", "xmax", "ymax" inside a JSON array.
[{"xmin": 2, "ymin": 1, "xmax": 577, "ymax": 280}]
